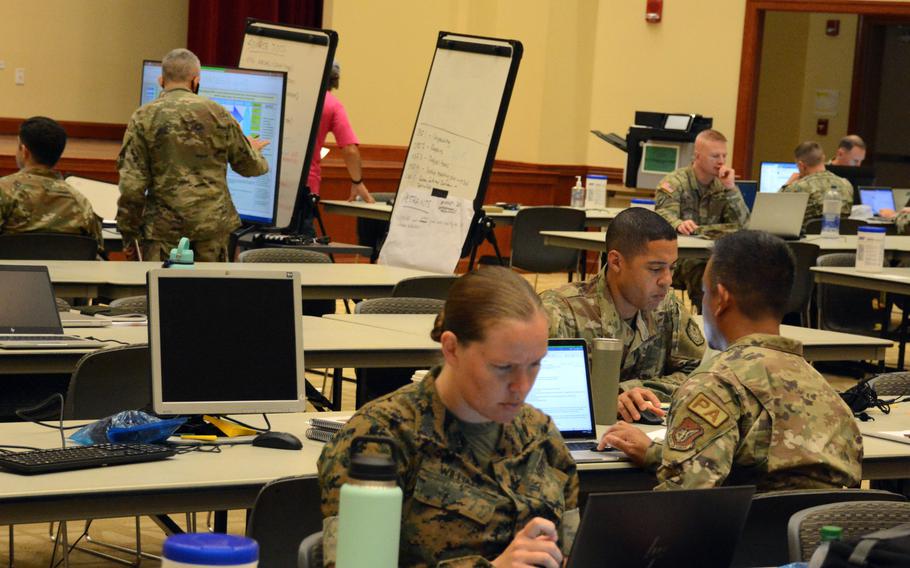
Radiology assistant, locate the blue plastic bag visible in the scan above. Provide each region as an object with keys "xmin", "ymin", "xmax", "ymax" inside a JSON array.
[{"xmin": 69, "ymin": 411, "xmax": 186, "ymax": 445}]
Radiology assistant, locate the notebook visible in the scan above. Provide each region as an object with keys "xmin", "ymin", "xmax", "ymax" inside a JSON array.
[
  {"xmin": 858, "ymin": 186, "xmax": 895, "ymax": 215},
  {"xmin": 524, "ymin": 339, "xmax": 625, "ymax": 463},
  {"xmin": 748, "ymin": 192, "xmax": 809, "ymax": 239},
  {"xmin": 0, "ymin": 266, "xmax": 106, "ymax": 349},
  {"xmin": 567, "ymin": 486, "xmax": 756, "ymax": 568}
]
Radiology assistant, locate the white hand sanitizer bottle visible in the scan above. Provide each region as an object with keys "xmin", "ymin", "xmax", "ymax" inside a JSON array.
[{"xmin": 570, "ymin": 176, "xmax": 585, "ymax": 208}]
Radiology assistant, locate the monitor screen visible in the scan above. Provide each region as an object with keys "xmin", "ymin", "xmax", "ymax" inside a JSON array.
[
  {"xmin": 139, "ymin": 61, "xmax": 286, "ymax": 226},
  {"xmin": 149, "ymin": 269, "xmax": 305, "ymax": 416},
  {"xmin": 759, "ymin": 162, "xmax": 799, "ymax": 193},
  {"xmin": 525, "ymin": 341, "xmax": 594, "ymax": 434},
  {"xmin": 640, "ymin": 143, "xmax": 679, "ymax": 175},
  {"xmin": 0, "ymin": 265, "xmax": 63, "ymax": 334},
  {"xmin": 859, "ymin": 186, "xmax": 895, "ymax": 215},
  {"xmin": 736, "ymin": 180, "xmax": 758, "ymax": 211}
]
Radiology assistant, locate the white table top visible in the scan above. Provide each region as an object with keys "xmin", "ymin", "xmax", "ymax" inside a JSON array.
[
  {"xmin": 0, "ymin": 316, "xmax": 442, "ymax": 375},
  {"xmin": 0, "ymin": 260, "xmax": 441, "ymax": 300},
  {"xmin": 321, "ymin": 200, "xmax": 625, "ymax": 227},
  {"xmin": 811, "ymin": 266, "xmax": 910, "ymax": 295}
]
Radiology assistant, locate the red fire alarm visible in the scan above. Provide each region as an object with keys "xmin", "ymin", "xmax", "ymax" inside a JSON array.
[
  {"xmin": 826, "ymin": 19, "xmax": 840, "ymax": 36},
  {"xmin": 817, "ymin": 118, "xmax": 829, "ymax": 136},
  {"xmin": 646, "ymin": 0, "xmax": 663, "ymax": 23}
]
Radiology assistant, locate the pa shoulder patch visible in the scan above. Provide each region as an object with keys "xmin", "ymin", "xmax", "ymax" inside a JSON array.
[
  {"xmin": 686, "ymin": 318, "xmax": 705, "ymax": 346},
  {"xmin": 667, "ymin": 416, "xmax": 704, "ymax": 451},
  {"xmin": 687, "ymin": 393, "xmax": 729, "ymax": 428}
]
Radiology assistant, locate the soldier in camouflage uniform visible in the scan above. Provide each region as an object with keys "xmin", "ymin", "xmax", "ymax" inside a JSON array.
[
  {"xmin": 655, "ymin": 129, "xmax": 750, "ymax": 308},
  {"xmin": 0, "ymin": 117, "xmax": 103, "ymax": 253},
  {"xmin": 601, "ymin": 231, "xmax": 862, "ymax": 491},
  {"xmin": 319, "ymin": 267, "xmax": 579, "ymax": 567},
  {"xmin": 780, "ymin": 141, "xmax": 853, "ymax": 229},
  {"xmin": 117, "ymin": 48, "xmax": 269, "ymax": 261},
  {"xmin": 541, "ymin": 209, "xmax": 704, "ymax": 421}
]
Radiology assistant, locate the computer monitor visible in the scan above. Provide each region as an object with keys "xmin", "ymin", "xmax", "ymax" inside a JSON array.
[
  {"xmin": 759, "ymin": 162, "xmax": 799, "ymax": 193},
  {"xmin": 858, "ymin": 186, "xmax": 895, "ymax": 215},
  {"xmin": 139, "ymin": 61, "xmax": 286, "ymax": 226},
  {"xmin": 148, "ymin": 269, "xmax": 306, "ymax": 416},
  {"xmin": 736, "ymin": 180, "xmax": 758, "ymax": 211},
  {"xmin": 640, "ymin": 143, "xmax": 680, "ymax": 175}
]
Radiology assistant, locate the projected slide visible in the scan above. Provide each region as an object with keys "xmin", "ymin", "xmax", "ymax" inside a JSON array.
[{"xmin": 139, "ymin": 62, "xmax": 285, "ymax": 225}]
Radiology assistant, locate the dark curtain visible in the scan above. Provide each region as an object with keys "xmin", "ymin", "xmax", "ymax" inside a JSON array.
[{"xmin": 187, "ymin": 0, "xmax": 323, "ymax": 67}]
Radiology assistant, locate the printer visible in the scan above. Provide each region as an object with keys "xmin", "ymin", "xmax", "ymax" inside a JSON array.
[{"xmin": 592, "ymin": 111, "xmax": 713, "ymax": 188}]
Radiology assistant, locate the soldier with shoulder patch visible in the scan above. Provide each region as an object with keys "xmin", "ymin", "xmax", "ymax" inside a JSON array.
[
  {"xmin": 600, "ymin": 230, "xmax": 862, "ymax": 492},
  {"xmin": 780, "ymin": 141, "xmax": 853, "ymax": 229},
  {"xmin": 319, "ymin": 267, "xmax": 579, "ymax": 567},
  {"xmin": 0, "ymin": 116, "xmax": 103, "ymax": 253},
  {"xmin": 654, "ymin": 128, "xmax": 750, "ymax": 307},
  {"xmin": 541, "ymin": 208, "xmax": 704, "ymax": 422},
  {"xmin": 116, "ymin": 48, "xmax": 270, "ymax": 261}
]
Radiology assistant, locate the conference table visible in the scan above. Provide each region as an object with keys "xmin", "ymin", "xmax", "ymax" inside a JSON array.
[
  {"xmin": 811, "ymin": 266, "xmax": 910, "ymax": 296},
  {"xmin": 321, "ymin": 200, "xmax": 626, "ymax": 228},
  {"xmin": 541, "ymin": 232, "xmax": 910, "ymax": 262},
  {"xmin": 325, "ymin": 313, "xmax": 893, "ymax": 363},
  {"xmin": 0, "ymin": 260, "xmax": 441, "ymax": 301},
  {"xmin": 0, "ymin": 404, "xmax": 906, "ymax": 527}
]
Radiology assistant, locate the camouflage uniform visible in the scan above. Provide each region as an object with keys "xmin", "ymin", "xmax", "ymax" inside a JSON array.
[
  {"xmin": 644, "ymin": 334, "xmax": 862, "ymax": 491},
  {"xmin": 655, "ymin": 166, "xmax": 750, "ymax": 306},
  {"xmin": 318, "ymin": 370, "xmax": 579, "ymax": 567},
  {"xmin": 117, "ymin": 88, "xmax": 268, "ymax": 261},
  {"xmin": 780, "ymin": 170, "xmax": 853, "ymax": 229},
  {"xmin": 896, "ymin": 210, "xmax": 910, "ymax": 235},
  {"xmin": 0, "ymin": 167, "xmax": 103, "ymax": 253},
  {"xmin": 540, "ymin": 270, "xmax": 705, "ymax": 400}
]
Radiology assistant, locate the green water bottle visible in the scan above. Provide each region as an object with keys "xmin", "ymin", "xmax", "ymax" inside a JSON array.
[{"xmin": 336, "ymin": 436, "xmax": 403, "ymax": 568}]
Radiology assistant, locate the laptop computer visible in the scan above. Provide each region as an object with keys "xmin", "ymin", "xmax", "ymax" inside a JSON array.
[
  {"xmin": 524, "ymin": 338, "xmax": 625, "ymax": 463},
  {"xmin": 567, "ymin": 486, "xmax": 756, "ymax": 568},
  {"xmin": 0, "ymin": 266, "xmax": 106, "ymax": 349},
  {"xmin": 748, "ymin": 192, "xmax": 809, "ymax": 239},
  {"xmin": 858, "ymin": 186, "xmax": 895, "ymax": 215}
]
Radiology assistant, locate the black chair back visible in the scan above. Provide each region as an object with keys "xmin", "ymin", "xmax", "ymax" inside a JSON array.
[
  {"xmin": 247, "ymin": 476, "xmax": 324, "ymax": 568},
  {"xmin": 510, "ymin": 207, "xmax": 586, "ymax": 274},
  {"xmin": 64, "ymin": 346, "xmax": 151, "ymax": 419},
  {"xmin": 0, "ymin": 232, "xmax": 97, "ymax": 260},
  {"xmin": 784, "ymin": 242, "xmax": 820, "ymax": 326}
]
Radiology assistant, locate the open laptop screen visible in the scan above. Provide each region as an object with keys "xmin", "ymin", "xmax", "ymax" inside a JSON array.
[
  {"xmin": 859, "ymin": 187, "xmax": 895, "ymax": 215},
  {"xmin": 525, "ymin": 339, "xmax": 595, "ymax": 436},
  {"xmin": 0, "ymin": 265, "xmax": 64, "ymax": 334}
]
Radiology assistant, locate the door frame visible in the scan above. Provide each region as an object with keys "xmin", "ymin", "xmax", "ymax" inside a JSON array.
[{"xmin": 735, "ymin": 0, "xmax": 910, "ymax": 177}]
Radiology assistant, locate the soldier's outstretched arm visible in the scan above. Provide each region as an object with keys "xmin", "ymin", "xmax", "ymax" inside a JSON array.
[{"xmin": 226, "ymin": 120, "xmax": 269, "ymax": 177}]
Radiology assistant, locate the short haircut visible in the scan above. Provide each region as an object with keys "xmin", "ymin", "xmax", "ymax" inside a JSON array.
[
  {"xmin": 431, "ymin": 266, "xmax": 542, "ymax": 344},
  {"xmin": 161, "ymin": 48, "xmax": 201, "ymax": 83},
  {"xmin": 695, "ymin": 129, "xmax": 727, "ymax": 144},
  {"xmin": 329, "ymin": 61, "xmax": 340, "ymax": 90},
  {"xmin": 794, "ymin": 141, "xmax": 825, "ymax": 167},
  {"xmin": 19, "ymin": 116, "xmax": 67, "ymax": 167},
  {"xmin": 838, "ymin": 134, "xmax": 866, "ymax": 151},
  {"xmin": 605, "ymin": 208, "xmax": 677, "ymax": 259},
  {"xmin": 708, "ymin": 230, "xmax": 795, "ymax": 319}
]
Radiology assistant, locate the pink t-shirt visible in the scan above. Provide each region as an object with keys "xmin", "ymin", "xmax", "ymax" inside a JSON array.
[{"xmin": 307, "ymin": 91, "xmax": 359, "ymax": 195}]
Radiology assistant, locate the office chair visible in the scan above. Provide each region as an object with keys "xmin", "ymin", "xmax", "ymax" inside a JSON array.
[
  {"xmin": 109, "ymin": 295, "xmax": 149, "ymax": 315},
  {"xmin": 391, "ymin": 275, "xmax": 458, "ymax": 300},
  {"xmin": 298, "ymin": 531, "xmax": 323, "ymax": 568},
  {"xmin": 510, "ymin": 207, "xmax": 586, "ymax": 289},
  {"xmin": 788, "ymin": 500, "xmax": 910, "ymax": 562},
  {"xmin": 731, "ymin": 488, "xmax": 906, "ymax": 567},
  {"xmin": 0, "ymin": 232, "xmax": 99, "ymax": 260},
  {"xmin": 869, "ymin": 371, "xmax": 910, "ymax": 396},
  {"xmin": 784, "ymin": 242, "xmax": 820, "ymax": 327},
  {"xmin": 353, "ymin": 297, "xmax": 445, "ymax": 407},
  {"xmin": 247, "ymin": 477, "xmax": 324, "ymax": 568},
  {"xmin": 239, "ymin": 248, "xmax": 336, "ymax": 317}
]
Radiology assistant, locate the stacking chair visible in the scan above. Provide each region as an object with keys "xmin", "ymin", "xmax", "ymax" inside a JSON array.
[
  {"xmin": 353, "ymin": 297, "xmax": 445, "ymax": 408},
  {"xmin": 509, "ymin": 207, "xmax": 586, "ymax": 289},
  {"xmin": 391, "ymin": 275, "xmax": 458, "ymax": 300},
  {"xmin": 788, "ymin": 500, "xmax": 910, "ymax": 562},
  {"xmin": 109, "ymin": 295, "xmax": 149, "ymax": 315},
  {"xmin": 0, "ymin": 232, "xmax": 99, "ymax": 260},
  {"xmin": 869, "ymin": 371, "xmax": 910, "ymax": 396},
  {"xmin": 784, "ymin": 242, "xmax": 820, "ymax": 327},
  {"xmin": 298, "ymin": 532, "xmax": 323, "ymax": 568},
  {"xmin": 239, "ymin": 248, "xmax": 336, "ymax": 317},
  {"xmin": 356, "ymin": 192, "xmax": 395, "ymax": 263},
  {"xmin": 247, "ymin": 477, "xmax": 323, "ymax": 568},
  {"xmin": 731, "ymin": 488, "xmax": 906, "ymax": 567}
]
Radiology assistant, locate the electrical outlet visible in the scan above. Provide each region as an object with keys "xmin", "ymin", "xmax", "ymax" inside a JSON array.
[
  {"xmin": 0, "ymin": 61, "xmax": 6, "ymax": 70},
  {"xmin": 14, "ymin": 68, "xmax": 25, "ymax": 85}
]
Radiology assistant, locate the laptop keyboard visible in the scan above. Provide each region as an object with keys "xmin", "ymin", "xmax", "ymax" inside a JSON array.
[
  {"xmin": 567, "ymin": 441, "xmax": 598, "ymax": 451},
  {"xmin": 0, "ymin": 335, "xmax": 81, "ymax": 341},
  {"xmin": 0, "ymin": 443, "xmax": 175, "ymax": 474}
]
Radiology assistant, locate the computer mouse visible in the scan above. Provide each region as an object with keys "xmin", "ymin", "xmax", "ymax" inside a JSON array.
[
  {"xmin": 634, "ymin": 409, "xmax": 665, "ymax": 426},
  {"xmin": 252, "ymin": 431, "xmax": 303, "ymax": 451}
]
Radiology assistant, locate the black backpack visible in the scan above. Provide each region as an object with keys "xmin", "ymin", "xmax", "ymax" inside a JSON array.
[{"xmin": 809, "ymin": 523, "xmax": 910, "ymax": 567}]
